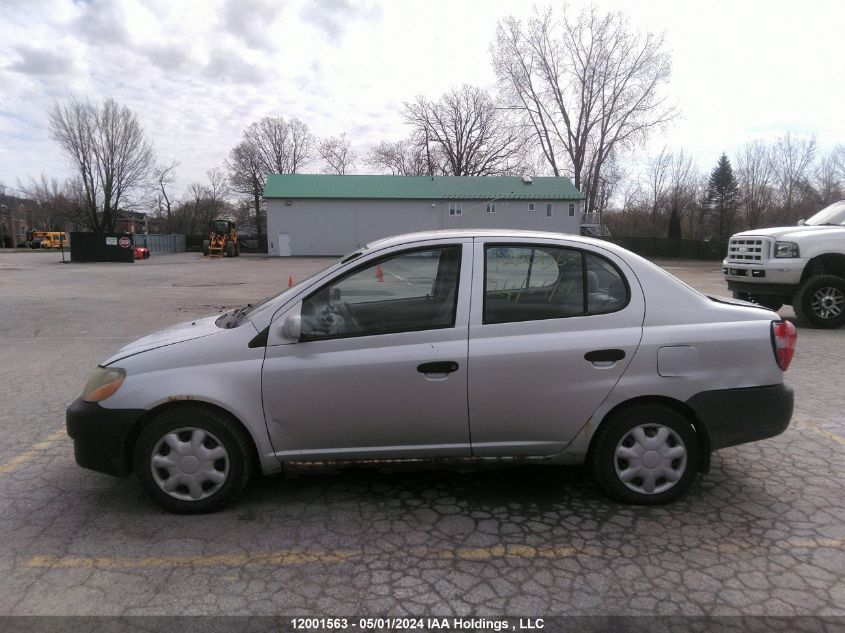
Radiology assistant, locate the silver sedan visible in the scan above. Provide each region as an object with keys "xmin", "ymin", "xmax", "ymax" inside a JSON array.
[{"xmin": 67, "ymin": 230, "xmax": 795, "ymax": 513}]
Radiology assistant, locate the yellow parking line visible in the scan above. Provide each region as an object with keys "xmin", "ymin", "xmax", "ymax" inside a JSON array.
[
  {"xmin": 803, "ymin": 421, "xmax": 845, "ymax": 446},
  {"xmin": 26, "ymin": 550, "xmax": 358, "ymax": 569},
  {"xmin": 24, "ymin": 544, "xmax": 602, "ymax": 570},
  {"xmin": 0, "ymin": 430, "xmax": 66, "ymax": 475}
]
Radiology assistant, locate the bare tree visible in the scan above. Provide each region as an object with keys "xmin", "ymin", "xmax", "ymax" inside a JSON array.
[
  {"xmin": 645, "ymin": 147, "xmax": 671, "ymax": 232},
  {"xmin": 319, "ymin": 133, "xmax": 357, "ymax": 175},
  {"xmin": 402, "ymin": 84, "xmax": 527, "ymax": 176},
  {"xmin": 492, "ymin": 6, "xmax": 676, "ymax": 210},
  {"xmin": 772, "ymin": 133, "xmax": 816, "ymax": 217},
  {"xmin": 153, "ymin": 160, "xmax": 179, "ymax": 233},
  {"xmin": 735, "ymin": 140, "xmax": 773, "ymax": 229},
  {"xmin": 49, "ymin": 97, "xmax": 155, "ymax": 232},
  {"xmin": 665, "ymin": 149, "xmax": 698, "ymax": 237},
  {"xmin": 815, "ymin": 147, "xmax": 843, "ymax": 206},
  {"xmin": 227, "ymin": 116, "xmax": 315, "ymax": 235},
  {"xmin": 245, "ymin": 116, "xmax": 315, "ymax": 175},
  {"xmin": 366, "ymin": 139, "xmax": 431, "ymax": 175},
  {"xmin": 226, "ymin": 139, "xmax": 265, "ymax": 235}
]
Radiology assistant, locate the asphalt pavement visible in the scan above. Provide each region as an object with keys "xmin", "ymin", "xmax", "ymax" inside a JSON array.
[{"xmin": 0, "ymin": 250, "xmax": 843, "ymax": 618}]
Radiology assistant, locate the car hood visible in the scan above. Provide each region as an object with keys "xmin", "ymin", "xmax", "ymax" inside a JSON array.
[
  {"xmin": 732, "ymin": 225, "xmax": 845, "ymax": 241},
  {"xmin": 102, "ymin": 314, "xmax": 226, "ymax": 365}
]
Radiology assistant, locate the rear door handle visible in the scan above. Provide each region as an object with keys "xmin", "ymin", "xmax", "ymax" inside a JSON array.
[
  {"xmin": 417, "ymin": 361, "xmax": 459, "ymax": 374},
  {"xmin": 584, "ymin": 349, "xmax": 625, "ymax": 363}
]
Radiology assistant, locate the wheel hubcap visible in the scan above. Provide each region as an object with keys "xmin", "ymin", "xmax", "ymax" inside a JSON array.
[
  {"xmin": 150, "ymin": 428, "xmax": 229, "ymax": 501},
  {"xmin": 614, "ymin": 424, "xmax": 687, "ymax": 495},
  {"xmin": 811, "ymin": 287, "xmax": 844, "ymax": 319}
]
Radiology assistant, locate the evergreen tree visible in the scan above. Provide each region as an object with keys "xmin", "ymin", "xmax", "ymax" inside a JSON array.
[
  {"xmin": 706, "ymin": 153, "xmax": 739, "ymax": 242},
  {"xmin": 667, "ymin": 208, "xmax": 682, "ymax": 238}
]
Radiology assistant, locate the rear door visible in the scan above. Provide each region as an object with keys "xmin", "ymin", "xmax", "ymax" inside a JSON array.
[{"xmin": 468, "ymin": 239, "xmax": 645, "ymax": 456}]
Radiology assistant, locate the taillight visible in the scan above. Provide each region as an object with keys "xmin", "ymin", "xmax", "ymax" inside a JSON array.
[{"xmin": 771, "ymin": 320, "xmax": 797, "ymax": 371}]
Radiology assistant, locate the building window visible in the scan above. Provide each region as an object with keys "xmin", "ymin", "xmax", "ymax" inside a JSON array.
[
  {"xmin": 449, "ymin": 202, "xmax": 463, "ymax": 216},
  {"xmin": 486, "ymin": 202, "xmax": 496, "ymax": 214},
  {"xmin": 546, "ymin": 203, "xmax": 553, "ymax": 218},
  {"xmin": 569, "ymin": 203, "xmax": 575, "ymax": 217},
  {"xmin": 528, "ymin": 203, "xmax": 535, "ymax": 213}
]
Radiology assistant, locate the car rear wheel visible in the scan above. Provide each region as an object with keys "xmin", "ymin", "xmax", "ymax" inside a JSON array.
[
  {"xmin": 134, "ymin": 406, "xmax": 253, "ymax": 514},
  {"xmin": 590, "ymin": 403, "xmax": 700, "ymax": 504},
  {"xmin": 793, "ymin": 275, "xmax": 845, "ymax": 329}
]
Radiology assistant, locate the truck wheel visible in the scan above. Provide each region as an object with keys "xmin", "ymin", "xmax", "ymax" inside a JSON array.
[
  {"xmin": 225, "ymin": 241, "xmax": 234, "ymax": 258},
  {"xmin": 590, "ymin": 403, "xmax": 700, "ymax": 505},
  {"xmin": 793, "ymin": 275, "xmax": 845, "ymax": 329},
  {"xmin": 202, "ymin": 240, "xmax": 210, "ymax": 257},
  {"xmin": 133, "ymin": 406, "xmax": 254, "ymax": 514}
]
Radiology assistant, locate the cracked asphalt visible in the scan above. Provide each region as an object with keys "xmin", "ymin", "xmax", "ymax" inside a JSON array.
[{"xmin": 1, "ymin": 250, "xmax": 843, "ymax": 617}]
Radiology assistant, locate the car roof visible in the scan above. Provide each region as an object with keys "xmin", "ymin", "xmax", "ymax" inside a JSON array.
[{"xmin": 366, "ymin": 229, "xmax": 614, "ymax": 251}]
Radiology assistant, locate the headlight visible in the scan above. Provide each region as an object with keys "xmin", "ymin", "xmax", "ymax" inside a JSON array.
[
  {"xmin": 774, "ymin": 241, "xmax": 799, "ymax": 258},
  {"xmin": 82, "ymin": 367, "xmax": 126, "ymax": 403}
]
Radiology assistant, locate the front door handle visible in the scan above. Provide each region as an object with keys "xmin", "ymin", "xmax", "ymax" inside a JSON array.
[
  {"xmin": 584, "ymin": 349, "xmax": 625, "ymax": 363},
  {"xmin": 417, "ymin": 361, "xmax": 459, "ymax": 374}
]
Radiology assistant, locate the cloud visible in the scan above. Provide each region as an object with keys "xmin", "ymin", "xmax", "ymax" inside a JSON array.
[
  {"xmin": 220, "ymin": 0, "xmax": 284, "ymax": 51},
  {"xmin": 299, "ymin": 0, "xmax": 382, "ymax": 44},
  {"xmin": 8, "ymin": 45, "xmax": 77, "ymax": 76},
  {"xmin": 71, "ymin": 0, "xmax": 130, "ymax": 46},
  {"xmin": 202, "ymin": 49, "xmax": 265, "ymax": 85}
]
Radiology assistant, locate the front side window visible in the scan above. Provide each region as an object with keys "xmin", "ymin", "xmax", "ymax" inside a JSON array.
[
  {"xmin": 484, "ymin": 244, "xmax": 628, "ymax": 324},
  {"xmin": 301, "ymin": 246, "xmax": 461, "ymax": 340}
]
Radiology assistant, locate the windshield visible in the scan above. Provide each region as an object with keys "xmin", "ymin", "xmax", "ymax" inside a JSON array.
[
  {"xmin": 805, "ymin": 201, "xmax": 845, "ymax": 226},
  {"xmin": 234, "ymin": 245, "xmax": 370, "ymax": 325}
]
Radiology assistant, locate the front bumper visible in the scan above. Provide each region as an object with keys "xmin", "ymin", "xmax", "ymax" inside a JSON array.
[
  {"xmin": 722, "ymin": 258, "xmax": 805, "ymax": 293},
  {"xmin": 686, "ymin": 384, "xmax": 794, "ymax": 451},
  {"xmin": 66, "ymin": 398, "xmax": 146, "ymax": 477}
]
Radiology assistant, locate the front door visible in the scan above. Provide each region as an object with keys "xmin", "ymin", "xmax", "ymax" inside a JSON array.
[{"xmin": 261, "ymin": 241, "xmax": 473, "ymax": 460}]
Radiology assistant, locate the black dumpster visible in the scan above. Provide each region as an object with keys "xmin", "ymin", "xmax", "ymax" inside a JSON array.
[{"xmin": 70, "ymin": 232, "xmax": 135, "ymax": 263}]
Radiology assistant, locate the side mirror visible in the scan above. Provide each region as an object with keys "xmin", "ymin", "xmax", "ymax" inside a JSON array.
[
  {"xmin": 281, "ymin": 314, "xmax": 301, "ymax": 340},
  {"xmin": 797, "ymin": 219, "xmax": 806, "ymax": 226}
]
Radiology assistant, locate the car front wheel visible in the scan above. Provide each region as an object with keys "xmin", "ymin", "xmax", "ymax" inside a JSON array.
[
  {"xmin": 134, "ymin": 406, "xmax": 253, "ymax": 514},
  {"xmin": 590, "ymin": 403, "xmax": 700, "ymax": 504},
  {"xmin": 793, "ymin": 275, "xmax": 845, "ymax": 329}
]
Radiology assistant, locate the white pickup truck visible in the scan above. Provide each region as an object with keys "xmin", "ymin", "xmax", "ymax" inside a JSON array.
[{"xmin": 724, "ymin": 200, "xmax": 845, "ymax": 328}]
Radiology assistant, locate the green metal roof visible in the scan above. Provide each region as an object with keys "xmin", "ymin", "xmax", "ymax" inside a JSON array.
[{"xmin": 263, "ymin": 174, "xmax": 582, "ymax": 201}]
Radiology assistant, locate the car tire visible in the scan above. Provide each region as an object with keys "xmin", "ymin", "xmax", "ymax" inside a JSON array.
[
  {"xmin": 793, "ymin": 275, "xmax": 845, "ymax": 329},
  {"xmin": 202, "ymin": 240, "xmax": 210, "ymax": 257},
  {"xmin": 590, "ymin": 403, "xmax": 700, "ymax": 505},
  {"xmin": 133, "ymin": 406, "xmax": 254, "ymax": 514},
  {"xmin": 225, "ymin": 241, "xmax": 234, "ymax": 258}
]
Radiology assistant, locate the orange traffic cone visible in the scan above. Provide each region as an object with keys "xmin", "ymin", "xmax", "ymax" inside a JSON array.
[
  {"xmin": 287, "ymin": 276, "xmax": 294, "ymax": 288},
  {"xmin": 375, "ymin": 264, "xmax": 384, "ymax": 282}
]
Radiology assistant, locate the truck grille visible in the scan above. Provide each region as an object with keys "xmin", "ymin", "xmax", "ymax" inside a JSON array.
[{"xmin": 727, "ymin": 238, "xmax": 767, "ymax": 262}]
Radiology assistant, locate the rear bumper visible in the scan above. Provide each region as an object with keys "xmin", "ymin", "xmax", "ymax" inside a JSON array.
[
  {"xmin": 686, "ymin": 384, "xmax": 794, "ymax": 451},
  {"xmin": 66, "ymin": 398, "xmax": 145, "ymax": 477}
]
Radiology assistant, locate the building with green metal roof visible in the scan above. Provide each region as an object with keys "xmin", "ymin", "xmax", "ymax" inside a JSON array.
[{"xmin": 263, "ymin": 174, "xmax": 583, "ymax": 256}]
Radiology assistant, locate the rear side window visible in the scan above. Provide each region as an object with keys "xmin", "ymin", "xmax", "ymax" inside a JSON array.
[{"xmin": 484, "ymin": 245, "xmax": 628, "ymax": 324}]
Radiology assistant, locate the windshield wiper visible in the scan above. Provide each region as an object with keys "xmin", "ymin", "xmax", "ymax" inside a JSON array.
[{"xmin": 225, "ymin": 303, "xmax": 253, "ymax": 328}]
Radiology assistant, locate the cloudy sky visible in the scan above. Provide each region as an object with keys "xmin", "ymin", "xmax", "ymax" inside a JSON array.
[{"xmin": 1, "ymin": 0, "xmax": 843, "ymax": 198}]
